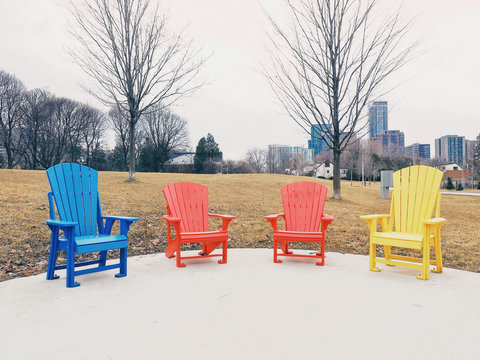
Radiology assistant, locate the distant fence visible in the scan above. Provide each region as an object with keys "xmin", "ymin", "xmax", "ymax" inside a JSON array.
[{"xmin": 440, "ymin": 192, "xmax": 480, "ymax": 197}]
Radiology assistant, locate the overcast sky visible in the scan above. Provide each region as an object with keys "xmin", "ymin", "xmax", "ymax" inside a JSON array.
[{"xmin": 0, "ymin": 0, "xmax": 479, "ymax": 159}]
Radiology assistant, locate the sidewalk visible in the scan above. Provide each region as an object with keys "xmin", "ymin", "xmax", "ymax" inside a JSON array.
[{"xmin": 1, "ymin": 249, "xmax": 478, "ymax": 360}]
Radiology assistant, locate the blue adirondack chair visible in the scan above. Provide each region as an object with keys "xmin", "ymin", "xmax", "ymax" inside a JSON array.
[{"xmin": 45, "ymin": 163, "xmax": 139, "ymax": 287}]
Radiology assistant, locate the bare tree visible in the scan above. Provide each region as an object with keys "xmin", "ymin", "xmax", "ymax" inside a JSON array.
[
  {"xmin": 20, "ymin": 89, "xmax": 51, "ymax": 169},
  {"xmin": 80, "ymin": 105, "xmax": 107, "ymax": 167},
  {"xmin": 108, "ymin": 105, "xmax": 138, "ymax": 171},
  {"xmin": 266, "ymin": 146, "xmax": 280, "ymax": 173},
  {"xmin": 36, "ymin": 98, "xmax": 85, "ymax": 168},
  {"xmin": 143, "ymin": 105, "xmax": 189, "ymax": 171},
  {"xmin": 265, "ymin": 0, "xmax": 415, "ymax": 199},
  {"xmin": 69, "ymin": 0, "xmax": 206, "ymax": 181},
  {"xmin": 0, "ymin": 70, "xmax": 26, "ymax": 168},
  {"xmin": 246, "ymin": 147, "xmax": 267, "ymax": 173}
]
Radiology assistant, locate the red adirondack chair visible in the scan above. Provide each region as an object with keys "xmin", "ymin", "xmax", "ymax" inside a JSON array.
[
  {"xmin": 162, "ymin": 182, "xmax": 236, "ymax": 267},
  {"xmin": 266, "ymin": 182, "xmax": 334, "ymax": 265}
]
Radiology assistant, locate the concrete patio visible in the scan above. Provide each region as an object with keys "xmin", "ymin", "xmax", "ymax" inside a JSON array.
[{"xmin": 1, "ymin": 249, "xmax": 478, "ymax": 360}]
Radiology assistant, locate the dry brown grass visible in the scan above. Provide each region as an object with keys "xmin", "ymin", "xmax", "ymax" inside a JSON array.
[{"xmin": 1, "ymin": 169, "xmax": 479, "ymax": 281}]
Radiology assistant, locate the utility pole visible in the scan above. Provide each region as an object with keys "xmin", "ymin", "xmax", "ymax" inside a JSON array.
[{"xmin": 362, "ymin": 160, "xmax": 365, "ymax": 186}]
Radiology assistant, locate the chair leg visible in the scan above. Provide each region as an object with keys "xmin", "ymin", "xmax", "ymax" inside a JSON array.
[
  {"xmin": 369, "ymin": 242, "xmax": 380, "ymax": 272},
  {"xmin": 46, "ymin": 233, "xmax": 60, "ymax": 280},
  {"xmin": 417, "ymin": 240, "xmax": 430, "ymax": 280},
  {"xmin": 66, "ymin": 243, "xmax": 80, "ymax": 288},
  {"xmin": 285, "ymin": 241, "xmax": 293, "ymax": 255},
  {"xmin": 432, "ymin": 229, "xmax": 443, "ymax": 273},
  {"xmin": 99, "ymin": 251, "xmax": 108, "ymax": 267},
  {"xmin": 218, "ymin": 241, "xmax": 227, "ymax": 264},
  {"xmin": 384, "ymin": 245, "xmax": 393, "ymax": 263},
  {"xmin": 115, "ymin": 247, "xmax": 127, "ymax": 278},
  {"xmin": 315, "ymin": 240, "xmax": 325, "ymax": 266},
  {"xmin": 199, "ymin": 241, "xmax": 207, "ymax": 256},
  {"xmin": 273, "ymin": 238, "xmax": 282, "ymax": 263},
  {"xmin": 176, "ymin": 241, "xmax": 186, "ymax": 268}
]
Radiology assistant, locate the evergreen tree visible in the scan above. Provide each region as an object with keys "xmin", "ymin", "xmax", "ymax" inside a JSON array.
[
  {"xmin": 194, "ymin": 133, "xmax": 222, "ymax": 173},
  {"xmin": 456, "ymin": 182, "xmax": 463, "ymax": 191},
  {"xmin": 445, "ymin": 177, "xmax": 454, "ymax": 190}
]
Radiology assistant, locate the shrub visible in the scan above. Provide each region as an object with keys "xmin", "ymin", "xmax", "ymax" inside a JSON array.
[
  {"xmin": 445, "ymin": 177, "xmax": 454, "ymax": 190},
  {"xmin": 456, "ymin": 182, "xmax": 464, "ymax": 191}
]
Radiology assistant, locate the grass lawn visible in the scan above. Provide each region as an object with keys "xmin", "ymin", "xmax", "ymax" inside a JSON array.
[{"xmin": 1, "ymin": 169, "xmax": 479, "ymax": 281}]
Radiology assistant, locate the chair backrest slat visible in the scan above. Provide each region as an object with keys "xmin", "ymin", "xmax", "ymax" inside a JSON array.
[
  {"xmin": 281, "ymin": 182, "xmax": 328, "ymax": 232},
  {"xmin": 163, "ymin": 182, "xmax": 209, "ymax": 233},
  {"xmin": 46, "ymin": 163, "xmax": 100, "ymax": 236},
  {"xmin": 391, "ymin": 165, "xmax": 443, "ymax": 234}
]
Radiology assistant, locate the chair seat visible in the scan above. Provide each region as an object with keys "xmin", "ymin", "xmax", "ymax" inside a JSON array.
[
  {"xmin": 180, "ymin": 231, "xmax": 228, "ymax": 243},
  {"xmin": 274, "ymin": 230, "xmax": 324, "ymax": 242},
  {"xmin": 58, "ymin": 234, "xmax": 128, "ymax": 254},
  {"xmin": 371, "ymin": 232, "xmax": 423, "ymax": 249}
]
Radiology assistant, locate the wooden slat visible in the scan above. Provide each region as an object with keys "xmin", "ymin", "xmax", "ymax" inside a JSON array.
[
  {"xmin": 310, "ymin": 183, "xmax": 321, "ymax": 232},
  {"xmin": 412, "ymin": 165, "xmax": 427, "ymax": 233},
  {"xmin": 370, "ymin": 236, "xmax": 422, "ymax": 249},
  {"xmin": 201, "ymin": 185, "xmax": 208, "ymax": 231},
  {"xmin": 46, "ymin": 167, "xmax": 67, "ymax": 221},
  {"xmin": 298, "ymin": 182, "xmax": 307, "ymax": 231},
  {"xmin": 375, "ymin": 258, "xmax": 423, "ymax": 269},
  {"xmin": 406, "ymin": 165, "xmax": 419, "ymax": 233},
  {"xmin": 418, "ymin": 167, "xmax": 441, "ymax": 232},
  {"xmin": 62, "ymin": 164, "xmax": 81, "ymax": 236},
  {"xmin": 89, "ymin": 167, "xmax": 99, "ymax": 235},
  {"xmin": 400, "ymin": 167, "xmax": 409, "ymax": 232},
  {"xmin": 175, "ymin": 182, "xmax": 190, "ymax": 232},
  {"xmin": 392, "ymin": 169, "xmax": 401, "ymax": 232},
  {"xmin": 71, "ymin": 164, "xmax": 86, "ymax": 236},
  {"xmin": 54, "ymin": 165, "xmax": 73, "ymax": 223},
  {"xmin": 81, "ymin": 165, "xmax": 92, "ymax": 236},
  {"xmin": 281, "ymin": 185, "xmax": 291, "ymax": 229}
]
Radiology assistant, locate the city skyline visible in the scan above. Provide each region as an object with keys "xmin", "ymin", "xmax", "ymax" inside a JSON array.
[{"xmin": 0, "ymin": 0, "xmax": 479, "ymax": 159}]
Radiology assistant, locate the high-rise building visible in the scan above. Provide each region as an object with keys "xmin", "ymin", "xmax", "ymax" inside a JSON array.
[
  {"xmin": 405, "ymin": 143, "xmax": 430, "ymax": 159},
  {"xmin": 368, "ymin": 101, "xmax": 388, "ymax": 139},
  {"xmin": 308, "ymin": 124, "xmax": 331, "ymax": 156},
  {"xmin": 465, "ymin": 139, "xmax": 476, "ymax": 164},
  {"xmin": 308, "ymin": 124, "xmax": 349, "ymax": 156},
  {"xmin": 372, "ymin": 130, "xmax": 405, "ymax": 154},
  {"xmin": 435, "ymin": 135, "xmax": 469, "ymax": 165},
  {"xmin": 268, "ymin": 144, "xmax": 314, "ymax": 164}
]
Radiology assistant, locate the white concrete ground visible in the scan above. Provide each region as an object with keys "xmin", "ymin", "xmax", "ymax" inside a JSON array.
[{"xmin": 1, "ymin": 249, "xmax": 479, "ymax": 360}]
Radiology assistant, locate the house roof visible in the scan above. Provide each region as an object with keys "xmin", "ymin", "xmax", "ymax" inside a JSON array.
[
  {"xmin": 165, "ymin": 153, "xmax": 195, "ymax": 165},
  {"xmin": 444, "ymin": 170, "xmax": 471, "ymax": 179}
]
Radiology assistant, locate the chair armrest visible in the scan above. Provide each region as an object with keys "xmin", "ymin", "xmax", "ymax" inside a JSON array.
[
  {"xmin": 265, "ymin": 213, "xmax": 285, "ymax": 231},
  {"xmin": 265, "ymin": 213, "xmax": 284, "ymax": 220},
  {"xmin": 46, "ymin": 219, "xmax": 77, "ymax": 229},
  {"xmin": 162, "ymin": 215, "xmax": 181, "ymax": 223},
  {"xmin": 103, "ymin": 215, "xmax": 139, "ymax": 223},
  {"xmin": 208, "ymin": 213, "xmax": 236, "ymax": 231},
  {"xmin": 359, "ymin": 214, "xmax": 391, "ymax": 220},
  {"xmin": 321, "ymin": 214, "xmax": 334, "ymax": 232},
  {"xmin": 208, "ymin": 213, "xmax": 236, "ymax": 220},
  {"xmin": 423, "ymin": 218, "xmax": 447, "ymax": 226},
  {"xmin": 102, "ymin": 215, "xmax": 139, "ymax": 236},
  {"xmin": 360, "ymin": 214, "xmax": 391, "ymax": 233}
]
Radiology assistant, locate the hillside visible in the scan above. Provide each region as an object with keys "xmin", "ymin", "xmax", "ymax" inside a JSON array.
[{"xmin": 1, "ymin": 169, "xmax": 479, "ymax": 281}]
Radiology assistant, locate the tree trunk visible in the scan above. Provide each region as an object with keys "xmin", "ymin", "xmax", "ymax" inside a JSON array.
[
  {"xmin": 333, "ymin": 150, "xmax": 341, "ymax": 200},
  {"xmin": 6, "ymin": 147, "xmax": 13, "ymax": 169},
  {"xmin": 128, "ymin": 118, "xmax": 136, "ymax": 181}
]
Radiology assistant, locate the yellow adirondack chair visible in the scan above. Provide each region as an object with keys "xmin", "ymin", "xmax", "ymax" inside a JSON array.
[{"xmin": 360, "ymin": 165, "xmax": 446, "ymax": 280}]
